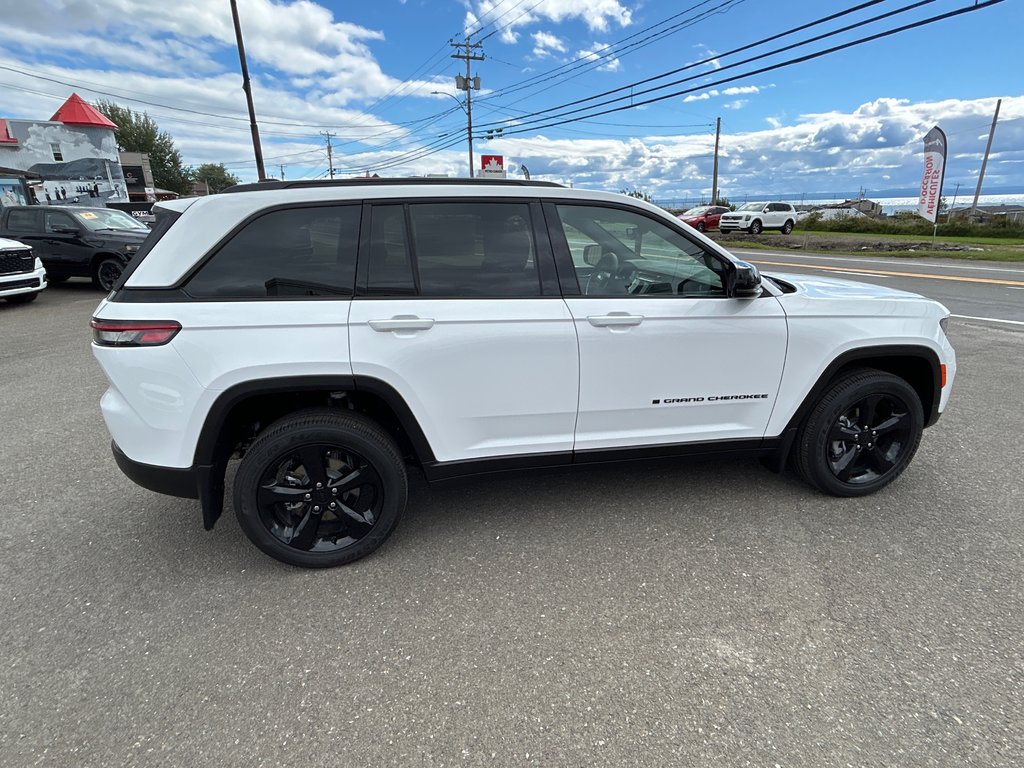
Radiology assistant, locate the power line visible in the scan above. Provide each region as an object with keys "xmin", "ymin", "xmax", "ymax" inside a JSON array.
[{"xmin": 487, "ymin": 0, "xmax": 1005, "ymax": 137}]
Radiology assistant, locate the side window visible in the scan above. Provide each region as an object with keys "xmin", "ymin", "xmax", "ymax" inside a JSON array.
[
  {"xmin": 45, "ymin": 211, "xmax": 76, "ymax": 233},
  {"xmin": 554, "ymin": 204, "xmax": 726, "ymax": 298},
  {"xmin": 186, "ymin": 205, "xmax": 359, "ymax": 299},
  {"xmin": 409, "ymin": 202, "xmax": 539, "ymax": 297},
  {"xmin": 6, "ymin": 209, "xmax": 40, "ymax": 231},
  {"xmin": 365, "ymin": 204, "xmax": 415, "ymax": 296}
]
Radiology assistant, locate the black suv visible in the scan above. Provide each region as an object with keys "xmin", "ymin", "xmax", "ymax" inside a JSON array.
[{"xmin": 0, "ymin": 205, "xmax": 150, "ymax": 290}]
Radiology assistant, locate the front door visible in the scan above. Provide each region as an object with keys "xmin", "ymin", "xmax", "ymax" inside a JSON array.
[
  {"xmin": 547, "ymin": 202, "xmax": 788, "ymax": 452},
  {"xmin": 348, "ymin": 200, "xmax": 579, "ymax": 464},
  {"xmin": 42, "ymin": 209, "xmax": 87, "ymax": 276}
]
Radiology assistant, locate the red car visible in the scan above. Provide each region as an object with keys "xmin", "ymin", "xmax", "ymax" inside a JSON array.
[{"xmin": 678, "ymin": 205, "xmax": 730, "ymax": 232}]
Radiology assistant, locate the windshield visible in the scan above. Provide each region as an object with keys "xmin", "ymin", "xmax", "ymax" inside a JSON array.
[
  {"xmin": 72, "ymin": 209, "xmax": 149, "ymax": 232},
  {"xmin": 737, "ymin": 203, "xmax": 765, "ymax": 212},
  {"xmin": 682, "ymin": 207, "xmax": 709, "ymax": 216}
]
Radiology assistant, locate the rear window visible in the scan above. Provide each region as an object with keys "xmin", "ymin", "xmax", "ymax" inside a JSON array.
[
  {"xmin": 5, "ymin": 209, "xmax": 39, "ymax": 231},
  {"xmin": 185, "ymin": 205, "xmax": 360, "ymax": 299}
]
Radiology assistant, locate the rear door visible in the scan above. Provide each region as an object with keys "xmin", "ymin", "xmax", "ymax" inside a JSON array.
[{"xmin": 348, "ymin": 199, "xmax": 578, "ymax": 464}]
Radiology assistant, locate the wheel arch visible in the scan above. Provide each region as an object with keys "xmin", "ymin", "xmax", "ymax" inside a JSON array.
[
  {"xmin": 192, "ymin": 375, "xmax": 435, "ymax": 529},
  {"xmin": 785, "ymin": 345, "xmax": 942, "ymax": 434},
  {"xmin": 764, "ymin": 345, "xmax": 941, "ymax": 474}
]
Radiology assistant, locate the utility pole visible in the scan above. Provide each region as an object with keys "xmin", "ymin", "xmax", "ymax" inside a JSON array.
[
  {"xmin": 320, "ymin": 131, "xmax": 336, "ymax": 179},
  {"xmin": 229, "ymin": 0, "xmax": 266, "ymax": 181},
  {"xmin": 279, "ymin": 164, "xmax": 285, "ymax": 180},
  {"xmin": 711, "ymin": 116, "xmax": 721, "ymax": 205},
  {"xmin": 451, "ymin": 38, "xmax": 484, "ymax": 178},
  {"xmin": 970, "ymin": 98, "xmax": 1001, "ymax": 221}
]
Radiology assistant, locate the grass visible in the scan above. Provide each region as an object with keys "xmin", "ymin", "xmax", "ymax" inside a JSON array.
[{"xmin": 793, "ymin": 229, "xmax": 1024, "ymax": 247}]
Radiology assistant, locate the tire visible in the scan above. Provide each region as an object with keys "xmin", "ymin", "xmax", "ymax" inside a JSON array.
[
  {"xmin": 696, "ymin": 221, "xmax": 706, "ymax": 232},
  {"xmin": 5, "ymin": 291, "xmax": 38, "ymax": 304},
  {"xmin": 794, "ymin": 368, "xmax": 923, "ymax": 497},
  {"xmin": 781, "ymin": 220, "xmax": 794, "ymax": 235},
  {"xmin": 93, "ymin": 257, "xmax": 125, "ymax": 291},
  {"xmin": 233, "ymin": 408, "xmax": 408, "ymax": 567},
  {"xmin": 748, "ymin": 219, "xmax": 763, "ymax": 235}
]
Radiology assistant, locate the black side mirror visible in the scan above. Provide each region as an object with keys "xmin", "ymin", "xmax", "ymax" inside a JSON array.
[{"xmin": 730, "ymin": 260, "xmax": 762, "ymax": 298}]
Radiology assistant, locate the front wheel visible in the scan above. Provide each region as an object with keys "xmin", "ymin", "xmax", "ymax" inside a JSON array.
[
  {"xmin": 233, "ymin": 409, "xmax": 408, "ymax": 567},
  {"xmin": 781, "ymin": 220, "xmax": 794, "ymax": 235},
  {"xmin": 794, "ymin": 369, "xmax": 923, "ymax": 497},
  {"xmin": 93, "ymin": 257, "xmax": 125, "ymax": 291},
  {"xmin": 748, "ymin": 220, "xmax": 763, "ymax": 235}
]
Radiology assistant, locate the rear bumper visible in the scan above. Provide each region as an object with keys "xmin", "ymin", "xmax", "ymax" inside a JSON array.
[{"xmin": 112, "ymin": 441, "xmax": 198, "ymax": 499}]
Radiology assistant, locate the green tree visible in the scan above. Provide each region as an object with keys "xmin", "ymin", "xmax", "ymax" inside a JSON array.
[
  {"xmin": 94, "ymin": 100, "xmax": 193, "ymax": 195},
  {"xmin": 620, "ymin": 188, "xmax": 653, "ymax": 203},
  {"xmin": 192, "ymin": 163, "xmax": 241, "ymax": 194}
]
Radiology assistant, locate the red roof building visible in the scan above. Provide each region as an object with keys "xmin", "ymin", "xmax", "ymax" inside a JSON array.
[{"xmin": 49, "ymin": 93, "xmax": 117, "ymax": 130}]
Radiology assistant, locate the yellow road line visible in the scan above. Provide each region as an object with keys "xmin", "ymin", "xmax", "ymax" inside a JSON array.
[{"xmin": 752, "ymin": 260, "xmax": 1024, "ymax": 287}]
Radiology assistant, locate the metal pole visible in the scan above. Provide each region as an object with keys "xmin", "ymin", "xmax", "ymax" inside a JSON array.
[
  {"xmin": 229, "ymin": 0, "xmax": 266, "ymax": 181},
  {"xmin": 711, "ymin": 117, "xmax": 721, "ymax": 204},
  {"xmin": 451, "ymin": 39, "xmax": 484, "ymax": 178},
  {"xmin": 321, "ymin": 131, "xmax": 336, "ymax": 179},
  {"xmin": 970, "ymin": 98, "xmax": 1001, "ymax": 221}
]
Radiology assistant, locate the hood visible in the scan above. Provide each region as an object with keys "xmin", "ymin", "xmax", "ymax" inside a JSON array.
[
  {"xmin": 766, "ymin": 272, "xmax": 923, "ymax": 300},
  {"xmin": 89, "ymin": 229, "xmax": 150, "ymax": 243},
  {"xmin": 0, "ymin": 236, "xmax": 31, "ymax": 252}
]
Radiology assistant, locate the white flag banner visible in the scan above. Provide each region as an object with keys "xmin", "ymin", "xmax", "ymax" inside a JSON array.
[{"xmin": 918, "ymin": 126, "xmax": 947, "ymax": 222}]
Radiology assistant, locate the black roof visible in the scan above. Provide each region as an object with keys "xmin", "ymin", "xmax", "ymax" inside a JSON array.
[{"xmin": 222, "ymin": 177, "xmax": 564, "ymax": 194}]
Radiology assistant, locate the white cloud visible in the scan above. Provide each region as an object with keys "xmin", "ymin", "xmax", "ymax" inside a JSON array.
[
  {"xmin": 465, "ymin": 0, "xmax": 632, "ymax": 43},
  {"xmin": 531, "ymin": 31, "xmax": 567, "ymax": 59},
  {"xmin": 576, "ymin": 43, "xmax": 621, "ymax": 72}
]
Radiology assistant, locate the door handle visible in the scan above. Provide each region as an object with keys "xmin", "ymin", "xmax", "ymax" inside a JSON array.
[
  {"xmin": 368, "ymin": 316, "xmax": 435, "ymax": 332},
  {"xmin": 587, "ymin": 312, "xmax": 644, "ymax": 328}
]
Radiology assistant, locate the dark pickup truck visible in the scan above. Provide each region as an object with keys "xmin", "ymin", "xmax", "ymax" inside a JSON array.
[{"xmin": 0, "ymin": 205, "xmax": 150, "ymax": 290}]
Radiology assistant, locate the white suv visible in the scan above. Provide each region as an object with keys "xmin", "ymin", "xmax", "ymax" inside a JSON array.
[
  {"xmin": 0, "ymin": 237, "xmax": 46, "ymax": 304},
  {"xmin": 91, "ymin": 179, "xmax": 955, "ymax": 567},
  {"xmin": 719, "ymin": 202, "xmax": 797, "ymax": 235}
]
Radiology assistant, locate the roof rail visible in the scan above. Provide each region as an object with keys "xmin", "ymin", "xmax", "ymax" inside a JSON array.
[{"xmin": 222, "ymin": 178, "xmax": 564, "ymax": 194}]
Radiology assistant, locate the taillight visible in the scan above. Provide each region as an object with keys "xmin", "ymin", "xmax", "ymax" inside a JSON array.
[{"xmin": 90, "ymin": 319, "xmax": 181, "ymax": 347}]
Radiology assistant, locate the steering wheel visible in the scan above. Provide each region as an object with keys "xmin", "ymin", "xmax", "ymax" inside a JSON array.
[{"xmin": 586, "ymin": 251, "xmax": 619, "ymax": 294}]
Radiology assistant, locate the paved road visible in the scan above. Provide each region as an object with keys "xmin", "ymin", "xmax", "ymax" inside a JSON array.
[
  {"xmin": 732, "ymin": 248, "xmax": 1024, "ymax": 324},
  {"xmin": 1, "ymin": 284, "xmax": 1022, "ymax": 766}
]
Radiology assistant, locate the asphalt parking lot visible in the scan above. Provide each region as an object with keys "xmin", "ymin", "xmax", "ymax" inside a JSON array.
[{"xmin": 2, "ymin": 282, "xmax": 1022, "ymax": 767}]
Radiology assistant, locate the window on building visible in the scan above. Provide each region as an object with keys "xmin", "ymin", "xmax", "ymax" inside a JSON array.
[{"xmin": 50, "ymin": 143, "xmax": 63, "ymax": 162}]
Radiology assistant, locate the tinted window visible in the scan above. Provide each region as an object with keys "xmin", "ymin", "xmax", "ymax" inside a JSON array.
[
  {"xmin": 45, "ymin": 211, "xmax": 77, "ymax": 233},
  {"xmin": 555, "ymin": 204, "xmax": 726, "ymax": 297},
  {"xmin": 6, "ymin": 209, "xmax": 39, "ymax": 232},
  {"xmin": 365, "ymin": 205, "xmax": 415, "ymax": 296},
  {"xmin": 410, "ymin": 202, "xmax": 539, "ymax": 297},
  {"xmin": 186, "ymin": 205, "xmax": 359, "ymax": 299}
]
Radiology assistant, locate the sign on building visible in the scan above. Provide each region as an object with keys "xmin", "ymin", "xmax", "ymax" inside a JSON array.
[{"xmin": 480, "ymin": 154, "xmax": 505, "ymax": 178}]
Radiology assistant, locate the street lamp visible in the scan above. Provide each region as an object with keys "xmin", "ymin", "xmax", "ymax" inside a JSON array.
[{"xmin": 432, "ymin": 90, "xmax": 475, "ymax": 178}]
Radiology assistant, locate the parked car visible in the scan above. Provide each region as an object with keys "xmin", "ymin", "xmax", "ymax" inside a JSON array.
[
  {"xmin": 0, "ymin": 237, "xmax": 46, "ymax": 304},
  {"xmin": 677, "ymin": 205, "xmax": 730, "ymax": 232},
  {"xmin": 0, "ymin": 205, "xmax": 150, "ymax": 290},
  {"xmin": 719, "ymin": 202, "xmax": 798, "ymax": 235},
  {"xmin": 91, "ymin": 178, "xmax": 955, "ymax": 568}
]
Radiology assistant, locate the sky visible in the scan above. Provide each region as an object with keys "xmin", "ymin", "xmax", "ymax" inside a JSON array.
[{"xmin": 0, "ymin": 0, "xmax": 1021, "ymax": 204}]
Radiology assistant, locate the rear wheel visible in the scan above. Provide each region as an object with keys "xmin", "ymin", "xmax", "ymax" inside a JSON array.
[
  {"xmin": 696, "ymin": 221, "xmax": 706, "ymax": 232},
  {"xmin": 93, "ymin": 257, "xmax": 125, "ymax": 291},
  {"xmin": 781, "ymin": 220, "xmax": 794, "ymax": 235},
  {"xmin": 233, "ymin": 408, "xmax": 408, "ymax": 567},
  {"xmin": 748, "ymin": 219, "xmax": 763, "ymax": 235},
  {"xmin": 794, "ymin": 369, "xmax": 923, "ymax": 497}
]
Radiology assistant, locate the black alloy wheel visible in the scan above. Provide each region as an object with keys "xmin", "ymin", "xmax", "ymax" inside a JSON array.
[
  {"xmin": 794, "ymin": 369, "xmax": 923, "ymax": 496},
  {"xmin": 94, "ymin": 257, "xmax": 125, "ymax": 291},
  {"xmin": 234, "ymin": 409, "xmax": 407, "ymax": 567},
  {"xmin": 749, "ymin": 219, "xmax": 763, "ymax": 235}
]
